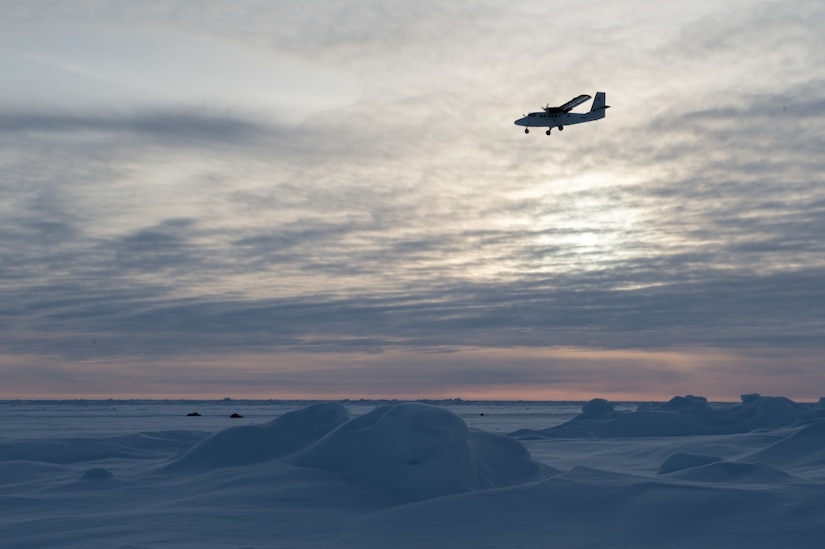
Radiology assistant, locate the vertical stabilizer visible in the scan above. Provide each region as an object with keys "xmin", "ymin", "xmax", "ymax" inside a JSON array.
[
  {"xmin": 589, "ymin": 92, "xmax": 608, "ymax": 118},
  {"xmin": 590, "ymin": 92, "xmax": 607, "ymax": 111}
]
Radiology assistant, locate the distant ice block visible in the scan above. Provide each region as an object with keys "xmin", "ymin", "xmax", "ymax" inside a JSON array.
[{"xmin": 512, "ymin": 394, "xmax": 817, "ymax": 439}]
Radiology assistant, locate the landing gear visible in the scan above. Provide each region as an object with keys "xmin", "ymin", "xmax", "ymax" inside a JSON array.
[
  {"xmin": 558, "ymin": 126, "xmax": 564, "ymax": 131},
  {"xmin": 546, "ymin": 129, "xmax": 552, "ymax": 135},
  {"xmin": 524, "ymin": 128, "xmax": 529, "ymax": 134}
]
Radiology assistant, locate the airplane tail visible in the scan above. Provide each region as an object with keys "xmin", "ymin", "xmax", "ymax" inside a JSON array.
[{"xmin": 588, "ymin": 92, "xmax": 609, "ymax": 119}]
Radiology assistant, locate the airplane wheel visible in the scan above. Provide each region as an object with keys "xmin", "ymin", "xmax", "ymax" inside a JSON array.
[
  {"xmin": 558, "ymin": 126, "xmax": 564, "ymax": 131},
  {"xmin": 546, "ymin": 129, "xmax": 551, "ymax": 135},
  {"xmin": 524, "ymin": 129, "xmax": 529, "ymax": 134}
]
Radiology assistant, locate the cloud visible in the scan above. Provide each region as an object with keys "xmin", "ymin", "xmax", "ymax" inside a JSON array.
[
  {"xmin": 0, "ymin": 110, "xmax": 271, "ymax": 144},
  {"xmin": 1, "ymin": 1, "xmax": 824, "ymax": 398},
  {"xmin": 3, "ymin": 253, "xmax": 824, "ymax": 365},
  {"xmin": 0, "ymin": 18, "xmax": 359, "ymax": 123},
  {"xmin": 4, "ymin": 345, "xmax": 824, "ymax": 400}
]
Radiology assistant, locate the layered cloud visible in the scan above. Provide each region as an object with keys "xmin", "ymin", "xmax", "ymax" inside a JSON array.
[{"xmin": 1, "ymin": 0, "xmax": 824, "ymax": 398}]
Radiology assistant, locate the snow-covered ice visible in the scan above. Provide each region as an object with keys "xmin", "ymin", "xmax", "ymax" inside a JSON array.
[{"xmin": 2, "ymin": 395, "xmax": 825, "ymax": 547}]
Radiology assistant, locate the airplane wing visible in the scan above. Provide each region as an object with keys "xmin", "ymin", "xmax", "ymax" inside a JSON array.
[{"xmin": 558, "ymin": 94, "xmax": 591, "ymax": 112}]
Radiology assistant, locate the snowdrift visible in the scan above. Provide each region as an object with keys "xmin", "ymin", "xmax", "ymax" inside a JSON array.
[
  {"xmin": 164, "ymin": 402, "xmax": 554, "ymax": 499},
  {"xmin": 3, "ymin": 397, "xmax": 825, "ymax": 548},
  {"xmin": 750, "ymin": 419, "xmax": 825, "ymax": 470},
  {"xmin": 290, "ymin": 402, "xmax": 556, "ymax": 499},
  {"xmin": 162, "ymin": 401, "xmax": 350, "ymax": 473}
]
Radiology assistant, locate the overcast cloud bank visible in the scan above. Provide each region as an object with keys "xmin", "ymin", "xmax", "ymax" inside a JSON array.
[{"xmin": 1, "ymin": 0, "xmax": 823, "ymax": 398}]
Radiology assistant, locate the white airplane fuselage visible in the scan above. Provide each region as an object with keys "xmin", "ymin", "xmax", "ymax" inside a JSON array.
[{"xmin": 514, "ymin": 111, "xmax": 594, "ymax": 128}]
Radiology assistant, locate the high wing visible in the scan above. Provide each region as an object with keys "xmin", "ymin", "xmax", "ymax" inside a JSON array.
[{"xmin": 557, "ymin": 94, "xmax": 591, "ymax": 112}]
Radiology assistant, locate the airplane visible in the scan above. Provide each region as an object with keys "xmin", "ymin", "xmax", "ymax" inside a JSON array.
[{"xmin": 515, "ymin": 92, "xmax": 608, "ymax": 135}]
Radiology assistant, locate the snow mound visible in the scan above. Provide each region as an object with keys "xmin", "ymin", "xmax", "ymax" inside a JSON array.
[
  {"xmin": 513, "ymin": 394, "xmax": 815, "ymax": 438},
  {"xmin": 749, "ymin": 420, "xmax": 825, "ymax": 469},
  {"xmin": 81, "ymin": 467, "xmax": 115, "ymax": 480},
  {"xmin": 55, "ymin": 467, "xmax": 129, "ymax": 491},
  {"xmin": 162, "ymin": 402, "xmax": 349, "ymax": 473},
  {"xmin": 654, "ymin": 394, "xmax": 712, "ymax": 413},
  {"xmin": 290, "ymin": 403, "xmax": 554, "ymax": 500},
  {"xmin": 579, "ymin": 398, "xmax": 618, "ymax": 419},
  {"xmin": 658, "ymin": 452, "xmax": 722, "ymax": 474}
]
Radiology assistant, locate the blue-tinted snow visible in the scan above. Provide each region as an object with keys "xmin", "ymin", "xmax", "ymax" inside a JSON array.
[{"xmin": 2, "ymin": 396, "xmax": 825, "ymax": 548}]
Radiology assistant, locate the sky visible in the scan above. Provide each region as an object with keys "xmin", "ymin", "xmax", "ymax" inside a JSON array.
[{"xmin": 1, "ymin": 0, "xmax": 824, "ymax": 401}]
